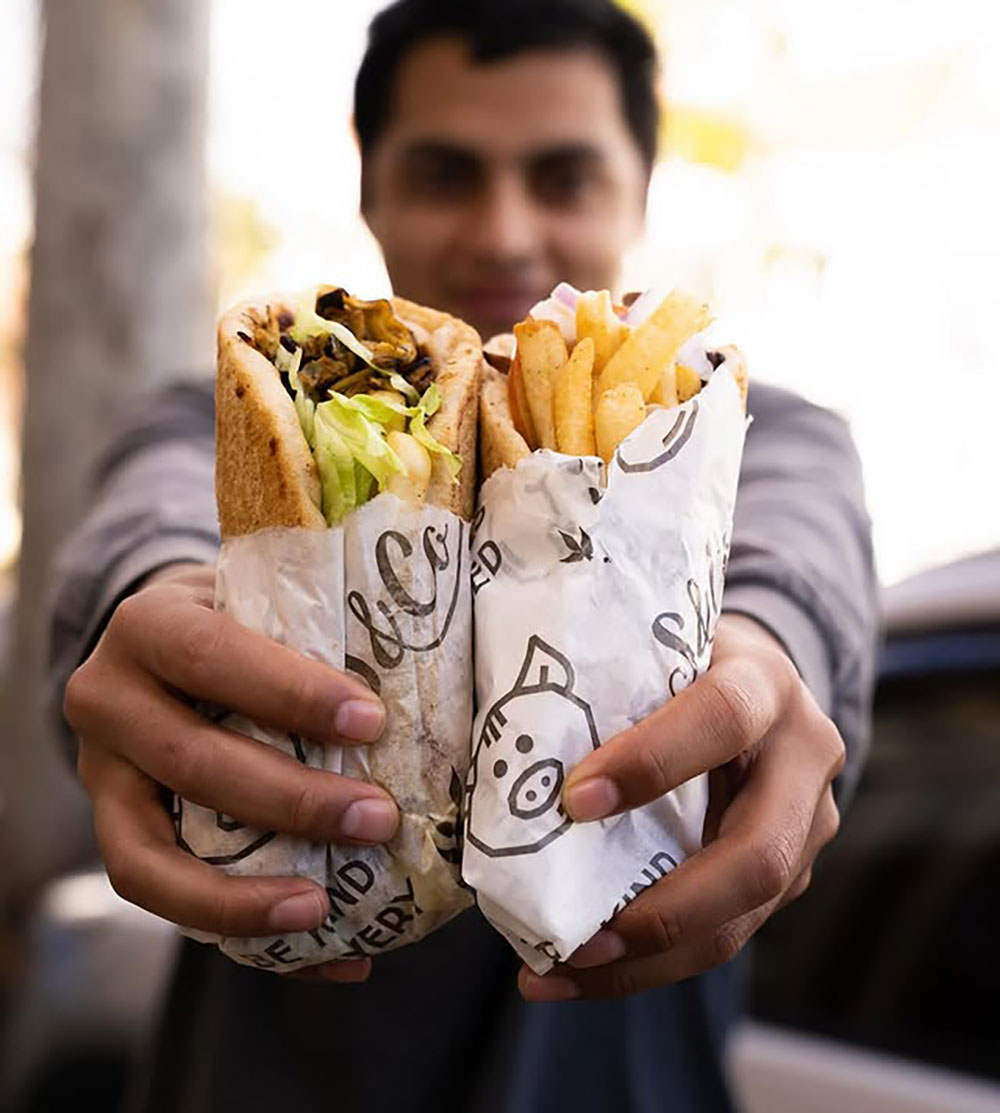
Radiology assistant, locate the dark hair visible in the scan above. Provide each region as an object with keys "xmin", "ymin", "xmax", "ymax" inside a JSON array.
[{"xmin": 354, "ymin": 0, "xmax": 660, "ymax": 171}]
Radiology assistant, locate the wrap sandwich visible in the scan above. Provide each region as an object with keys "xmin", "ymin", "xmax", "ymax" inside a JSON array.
[
  {"xmin": 217, "ymin": 284, "xmax": 479, "ymax": 530},
  {"xmin": 464, "ymin": 283, "xmax": 750, "ymax": 972},
  {"xmin": 176, "ymin": 286, "xmax": 482, "ymax": 971}
]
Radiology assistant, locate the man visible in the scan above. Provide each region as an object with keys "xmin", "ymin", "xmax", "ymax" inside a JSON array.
[
  {"xmin": 52, "ymin": 1, "xmax": 877, "ymax": 1110},
  {"xmin": 355, "ymin": 0, "xmax": 655, "ymax": 341}
]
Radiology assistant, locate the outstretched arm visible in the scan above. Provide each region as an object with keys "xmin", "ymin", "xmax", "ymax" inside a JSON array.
[
  {"xmin": 49, "ymin": 381, "xmax": 393, "ymax": 980},
  {"xmin": 523, "ymin": 382, "xmax": 878, "ymax": 1000}
]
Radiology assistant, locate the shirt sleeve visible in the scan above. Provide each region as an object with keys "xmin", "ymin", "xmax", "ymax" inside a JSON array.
[
  {"xmin": 47, "ymin": 380, "xmax": 220, "ymax": 760},
  {"xmin": 721, "ymin": 382, "xmax": 879, "ymax": 807}
]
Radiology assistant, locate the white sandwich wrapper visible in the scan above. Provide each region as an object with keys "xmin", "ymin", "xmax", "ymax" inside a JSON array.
[
  {"xmin": 176, "ymin": 496, "xmax": 474, "ymax": 972},
  {"xmin": 463, "ymin": 366, "xmax": 748, "ymax": 974}
]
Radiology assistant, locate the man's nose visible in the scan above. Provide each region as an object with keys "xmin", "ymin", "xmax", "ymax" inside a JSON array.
[{"xmin": 468, "ymin": 175, "xmax": 539, "ymax": 262}]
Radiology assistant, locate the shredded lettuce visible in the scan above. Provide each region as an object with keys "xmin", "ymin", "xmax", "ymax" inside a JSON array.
[
  {"xmin": 288, "ymin": 291, "xmax": 336, "ymax": 346},
  {"xmin": 419, "ymin": 382, "xmax": 441, "ymax": 418},
  {"xmin": 344, "ymin": 392, "xmax": 411, "ymax": 428},
  {"xmin": 295, "ymin": 392, "xmax": 316, "ymax": 450},
  {"xmin": 279, "ymin": 294, "xmax": 462, "ymax": 520},
  {"xmin": 354, "ymin": 461, "xmax": 376, "ymax": 506},
  {"xmin": 277, "ymin": 346, "xmax": 317, "ymax": 449},
  {"xmin": 288, "ymin": 289, "xmax": 387, "ymax": 371},
  {"xmin": 274, "ymin": 342, "xmax": 302, "ymax": 377},
  {"xmin": 388, "ymin": 371, "xmax": 419, "ymax": 404},
  {"xmin": 312, "ymin": 413, "xmax": 358, "ymax": 525},
  {"xmin": 410, "ymin": 384, "xmax": 462, "ymax": 482},
  {"xmin": 318, "ymin": 385, "xmax": 459, "ymax": 484},
  {"xmin": 325, "ymin": 319, "xmax": 382, "ymax": 369},
  {"xmin": 315, "ymin": 395, "xmax": 404, "ymax": 488},
  {"xmin": 312, "ymin": 394, "xmax": 416, "ymax": 526},
  {"xmin": 311, "ymin": 386, "xmax": 461, "ymax": 522}
]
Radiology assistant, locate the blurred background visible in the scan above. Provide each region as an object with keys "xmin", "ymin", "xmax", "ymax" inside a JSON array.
[{"xmin": 1, "ymin": 1, "xmax": 998, "ymax": 1110}]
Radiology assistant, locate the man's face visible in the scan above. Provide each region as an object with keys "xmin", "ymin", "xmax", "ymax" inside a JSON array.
[{"xmin": 362, "ymin": 37, "xmax": 649, "ymax": 340}]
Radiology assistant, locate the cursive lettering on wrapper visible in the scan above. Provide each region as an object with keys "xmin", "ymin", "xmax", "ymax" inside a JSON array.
[
  {"xmin": 651, "ymin": 535, "xmax": 728, "ymax": 695},
  {"xmin": 347, "ymin": 520, "xmax": 465, "ymax": 669}
]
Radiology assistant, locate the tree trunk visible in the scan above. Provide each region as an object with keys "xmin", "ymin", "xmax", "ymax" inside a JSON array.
[{"xmin": 1, "ymin": 0, "xmax": 211, "ymax": 911}]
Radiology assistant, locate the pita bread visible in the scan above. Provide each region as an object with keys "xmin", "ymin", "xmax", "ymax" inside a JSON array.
[
  {"xmin": 479, "ymin": 363, "xmax": 531, "ymax": 480},
  {"xmin": 711, "ymin": 344, "xmax": 749, "ymax": 410},
  {"xmin": 216, "ymin": 293, "xmax": 482, "ymax": 538},
  {"xmin": 478, "ymin": 336, "xmax": 747, "ymax": 480}
]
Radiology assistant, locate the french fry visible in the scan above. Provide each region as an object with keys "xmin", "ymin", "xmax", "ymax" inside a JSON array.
[
  {"xmin": 367, "ymin": 389, "xmax": 408, "ymax": 433},
  {"xmin": 554, "ymin": 337, "xmax": 596, "ymax": 455},
  {"xmin": 596, "ymin": 291, "xmax": 712, "ymax": 401},
  {"xmin": 576, "ymin": 290, "xmax": 629, "ymax": 376},
  {"xmin": 648, "ymin": 363, "xmax": 679, "ymax": 408},
  {"xmin": 675, "ymin": 363, "xmax": 702, "ymax": 403},
  {"xmin": 507, "ymin": 354, "xmax": 538, "ymax": 448},
  {"xmin": 595, "ymin": 383, "xmax": 646, "ymax": 463},
  {"xmin": 514, "ymin": 319, "xmax": 566, "ymax": 450}
]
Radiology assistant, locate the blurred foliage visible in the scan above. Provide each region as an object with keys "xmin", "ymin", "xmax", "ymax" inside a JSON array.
[
  {"xmin": 619, "ymin": 0, "xmax": 752, "ymax": 171},
  {"xmin": 663, "ymin": 104, "xmax": 750, "ymax": 172},
  {"xmin": 621, "ymin": 0, "xmax": 966, "ymax": 171},
  {"xmin": 210, "ymin": 190, "xmax": 278, "ymax": 307},
  {"xmin": 616, "ymin": 0, "xmax": 667, "ymax": 33}
]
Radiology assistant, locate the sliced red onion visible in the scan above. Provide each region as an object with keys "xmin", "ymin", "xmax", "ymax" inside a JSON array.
[
  {"xmin": 623, "ymin": 286, "xmax": 666, "ymax": 328},
  {"xmin": 677, "ymin": 336, "xmax": 714, "ymax": 379},
  {"xmin": 551, "ymin": 282, "xmax": 580, "ymax": 308},
  {"xmin": 528, "ymin": 282, "xmax": 581, "ymax": 344}
]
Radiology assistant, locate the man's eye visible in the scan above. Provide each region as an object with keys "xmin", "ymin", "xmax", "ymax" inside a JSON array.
[
  {"xmin": 406, "ymin": 161, "xmax": 478, "ymax": 202},
  {"xmin": 530, "ymin": 162, "xmax": 596, "ymax": 208}
]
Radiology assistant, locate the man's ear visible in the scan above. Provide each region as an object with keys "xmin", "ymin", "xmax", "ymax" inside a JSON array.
[
  {"xmin": 359, "ymin": 164, "xmax": 373, "ymax": 224},
  {"xmin": 634, "ymin": 172, "xmax": 651, "ymax": 234},
  {"xmin": 351, "ymin": 114, "xmax": 373, "ymax": 223}
]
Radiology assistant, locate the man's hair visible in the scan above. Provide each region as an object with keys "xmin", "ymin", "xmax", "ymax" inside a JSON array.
[{"xmin": 354, "ymin": 0, "xmax": 660, "ymax": 171}]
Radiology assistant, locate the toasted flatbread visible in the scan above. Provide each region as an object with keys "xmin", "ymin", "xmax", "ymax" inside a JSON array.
[
  {"xmin": 479, "ymin": 364, "xmax": 531, "ymax": 480},
  {"xmin": 216, "ymin": 293, "xmax": 482, "ymax": 537},
  {"xmin": 710, "ymin": 344, "xmax": 749, "ymax": 410}
]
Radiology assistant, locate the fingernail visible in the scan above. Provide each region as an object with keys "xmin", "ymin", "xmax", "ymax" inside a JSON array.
[
  {"xmin": 268, "ymin": 890, "xmax": 326, "ymax": 932},
  {"xmin": 569, "ymin": 930, "xmax": 627, "ymax": 969},
  {"xmin": 564, "ymin": 776, "xmax": 620, "ymax": 821},
  {"xmin": 521, "ymin": 972, "xmax": 580, "ymax": 1003},
  {"xmin": 334, "ymin": 699, "xmax": 385, "ymax": 742},
  {"xmin": 341, "ymin": 797, "xmax": 398, "ymax": 842}
]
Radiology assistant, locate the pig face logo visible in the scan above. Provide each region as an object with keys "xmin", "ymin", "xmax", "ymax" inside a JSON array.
[
  {"xmin": 614, "ymin": 400, "xmax": 698, "ymax": 474},
  {"xmin": 466, "ymin": 637, "xmax": 599, "ymax": 858}
]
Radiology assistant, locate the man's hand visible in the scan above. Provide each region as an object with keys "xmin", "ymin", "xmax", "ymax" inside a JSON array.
[
  {"xmin": 64, "ymin": 563, "xmax": 397, "ymax": 983},
  {"xmin": 518, "ymin": 613, "xmax": 845, "ymax": 1001}
]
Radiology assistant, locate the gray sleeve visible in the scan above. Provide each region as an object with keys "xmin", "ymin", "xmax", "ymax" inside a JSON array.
[
  {"xmin": 721, "ymin": 382, "xmax": 878, "ymax": 806},
  {"xmin": 47, "ymin": 380, "xmax": 220, "ymax": 757}
]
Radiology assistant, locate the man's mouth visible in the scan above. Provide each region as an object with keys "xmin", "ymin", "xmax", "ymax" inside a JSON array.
[{"xmin": 453, "ymin": 287, "xmax": 542, "ymax": 333}]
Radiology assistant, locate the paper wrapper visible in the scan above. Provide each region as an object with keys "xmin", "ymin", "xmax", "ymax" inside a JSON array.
[
  {"xmin": 175, "ymin": 497, "xmax": 473, "ymax": 972},
  {"xmin": 463, "ymin": 369, "xmax": 747, "ymax": 973}
]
